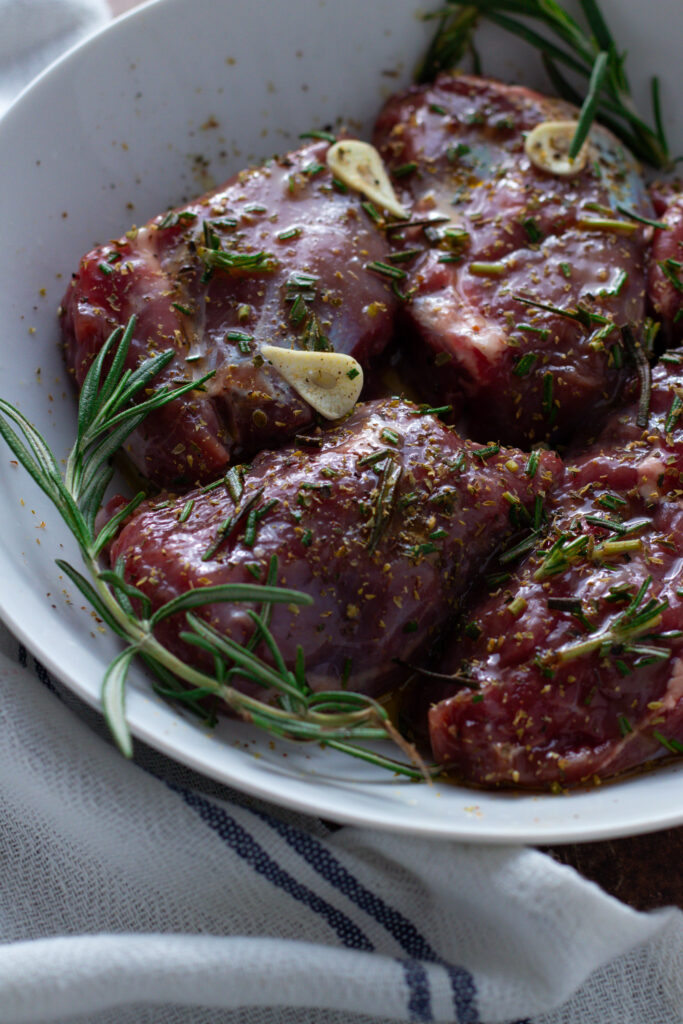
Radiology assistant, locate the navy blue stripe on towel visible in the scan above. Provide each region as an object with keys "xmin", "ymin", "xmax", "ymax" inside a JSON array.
[
  {"xmin": 172, "ymin": 783, "xmax": 374, "ymax": 951},
  {"xmin": 249, "ymin": 805, "xmax": 479, "ymax": 1023},
  {"xmin": 399, "ymin": 958, "xmax": 432, "ymax": 1022}
]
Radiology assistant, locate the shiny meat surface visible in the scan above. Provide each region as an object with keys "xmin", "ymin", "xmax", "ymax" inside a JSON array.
[
  {"xmin": 430, "ymin": 357, "xmax": 683, "ymax": 787},
  {"xmin": 62, "ymin": 141, "xmax": 398, "ymax": 487},
  {"xmin": 648, "ymin": 186, "xmax": 683, "ymax": 343},
  {"xmin": 373, "ymin": 74, "xmax": 653, "ymax": 446},
  {"xmin": 109, "ymin": 399, "xmax": 561, "ymax": 699}
]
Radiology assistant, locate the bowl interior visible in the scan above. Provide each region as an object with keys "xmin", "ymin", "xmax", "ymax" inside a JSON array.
[{"xmin": 0, "ymin": 0, "xmax": 681, "ymax": 842}]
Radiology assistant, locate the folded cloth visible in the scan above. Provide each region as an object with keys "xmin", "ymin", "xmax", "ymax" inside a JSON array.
[
  {"xmin": 0, "ymin": 0, "xmax": 108, "ymax": 114},
  {"xmin": 0, "ymin": 625, "xmax": 682, "ymax": 1024},
  {"xmin": 1, "ymin": 4, "xmax": 682, "ymax": 1023}
]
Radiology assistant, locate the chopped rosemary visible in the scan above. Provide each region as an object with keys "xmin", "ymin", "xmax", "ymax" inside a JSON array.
[
  {"xmin": 360, "ymin": 201, "xmax": 382, "ymax": 225},
  {"xmin": 198, "ymin": 247, "xmax": 278, "ymax": 280},
  {"xmin": 584, "ymin": 515, "xmax": 627, "ymax": 535},
  {"xmin": 178, "ymin": 499, "xmax": 194, "ymax": 524},
  {"xmin": 507, "ymin": 594, "xmax": 527, "ymax": 618},
  {"xmin": 533, "ymin": 534, "xmax": 589, "ymax": 581},
  {"xmin": 172, "ymin": 302, "xmax": 193, "ymax": 316},
  {"xmin": 277, "ymin": 226, "xmax": 302, "ymax": 240},
  {"xmin": 618, "ymin": 715, "xmax": 633, "ymax": 737},
  {"xmin": 596, "ymin": 492, "xmax": 627, "ymax": 511},
  {"xmin": 514, "ymin": 293, "xmax": 609, "ymax": 327},
  {"xmin": 600, "ymin": 268, "xmax": 628, "ymax": 297},
  {"xmin": 201, "ymin": 488, "xmax": 264, "ymax": 562},
  {"xmin": 472, "ymin": 444, "xmax": 500, "ymax": 460},
  {"xmin": 621, "ymin": 325, "xmax": 652, "ymax": 429},
  {"xmin": 357, "ymin": 447, "xmax": 395, "ymax": 469},
  {"xmin": 381, "ymin": 428, "xmax": 400, "ymax": 445},
  {"xmin": 447, "ymin": 142, "xmax": 471, "ymax": 161},
  {"xmin": 225, "ymin": 466, "xmax": 244, "ymax": 505},
  {"xmin": 658, "ymin": 259, "xmax": 683, "ymax": 292},
  {"xmin": 522, "ymin": 217, "xmax": 543, "ymax": 244},
  {"xmin": 498, "ymin": 533, "xmax": 538, "ymax": 566},
  {"xmin": 578, "ymin": 216, "xmax": 638, "ymax": 234},
  {"xmin": 387, "ymin": 248, "xmax": 423, "ymax": 263},
  {"xmin": 414, "ymin": 404, "xmax": 453, "ymax": 417},
  {"xmin": 516, "ymin": 323, "xmax": 550, "ymax": 340},
  {"xmin": 653, "ymin": 731, "xmax": 683, "ymax": 755},
  {"xmin": 393, "ymin": 162, "xmax": 418, "ymax": 177},
  {"xmin": 665, "ymin": 394, "xmax": 683, "ymax": 434},
  {"xmin": 299, "ymin": 129, "xmax": 337, "ymax": 144},
  {"xmin": 553, "ymin": 577, "xmax": 671, "ymax": 665},
  {"xmin": 442, "ymin": 227, "xmax": 470, "ymax": 253},
  {"xmin": 615, "ymin": 204, "xmax": 669, "ymax": 230},
  {"xmin": 470, "ymin": 261, "xmax": 506, "ymax": 276},
  {"xmin": 365, "ymin": 260, "xmax": 407, "ymax": 281},
  {"xmin": 367, "ymin": 455, "xmax": 402, "ymax": 554}
]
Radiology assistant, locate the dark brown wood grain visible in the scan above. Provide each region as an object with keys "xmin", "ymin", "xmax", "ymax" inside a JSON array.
[{"xmin": 542, "ymin": 827, "xmax": 683, "ymax": 910}]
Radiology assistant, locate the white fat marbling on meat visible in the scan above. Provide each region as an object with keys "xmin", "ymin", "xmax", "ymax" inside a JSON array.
[{"xmin": 637, "ymin": 454, "xmax": 667, "ymax": 502}]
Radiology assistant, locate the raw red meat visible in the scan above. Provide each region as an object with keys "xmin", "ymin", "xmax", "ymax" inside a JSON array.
[
  {"xmin": 109, "ymin": 399, "xmax": 561, "ymax": 699},
  {"xmin": 429, "ymin": 355, "xmax": 683, "ymax": 787},
  {"xmin": 373, "ymin": 74, "xmax": 654, "ymax": 446},
  {"xmin": 62, "ymin": 140, "xmax": 398, "ymax": 487},
  {"xmin": 648, "ymin": 185, "xmax": 683, "ymax": 342}
]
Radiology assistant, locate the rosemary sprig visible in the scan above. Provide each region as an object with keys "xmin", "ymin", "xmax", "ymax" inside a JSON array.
[
  {"xmin": 418, "ymin": 1, "xmax": 672, "ymax": 168},
  {"xmin": 0, "ymin": 317, "xmax": 433, "ymax": 781},
  {"xmin": 552, "ymin": 577, "xmax": 673, "ymax": 665},
  {"xmin": 621, "ymin": 324, "xmax": 652, "ymax": 429},
  {"xmin": 198, "ymin": 246, "xmax": 278, "ymax": 283},
  {"xmin": 366, "ymin": 455, "xmax": 403, "ymax": 554}
]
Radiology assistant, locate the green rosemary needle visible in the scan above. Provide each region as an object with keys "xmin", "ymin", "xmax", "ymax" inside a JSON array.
[
  {"xmin": 417, "ymin": 0, "xmax": 672, "ymax": 169},
  {"xmin": 0, "ymin": 316, "xmax": 433, "ymax": 781}
]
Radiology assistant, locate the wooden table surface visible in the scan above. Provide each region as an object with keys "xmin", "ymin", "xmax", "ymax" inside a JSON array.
[{"xmin": 105, "ymin": 0, "xmax": 682, "ymax": 913}]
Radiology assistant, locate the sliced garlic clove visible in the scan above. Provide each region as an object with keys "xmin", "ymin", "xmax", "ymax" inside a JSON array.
[
  {"xmin": 524, "ymin": 120, "xmax": 588, "ymax": 177},
  {"xmin": 327, "ymin": 140, "xmax": 408, "ymax": 219},
  {"xmin": 261, "ymin": 345, "xmax": 364, "ymax": 420}
]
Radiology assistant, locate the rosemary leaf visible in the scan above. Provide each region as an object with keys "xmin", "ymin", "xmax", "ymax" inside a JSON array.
[{"xmin": 102, "ymin": 647, "xmax": 138, "ymax": 758}]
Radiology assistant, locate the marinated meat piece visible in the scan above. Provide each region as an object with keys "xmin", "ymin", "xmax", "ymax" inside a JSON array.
[
  {"xmin": 429, "ymin": 357, "xmax": 683, "ymax": 787},
  {"xmin": 373, "ymin": 74, "xmax": 654, "ymax": 447},
  {"xmin": 62, "ymin": 141, "xmax": 398, "ymax": 487},
  {"xmin": 109, "ymin": 399, "xmax": 561, "ymax": 699},
  {"xmin": 648, "ymin": 186, "xmax": 683, "ymax": 342}
]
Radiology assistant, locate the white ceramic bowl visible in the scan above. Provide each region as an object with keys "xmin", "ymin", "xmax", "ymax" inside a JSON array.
[{"xmin": 1, "ymin": 0, "xmax": 681, "ymax": 842}]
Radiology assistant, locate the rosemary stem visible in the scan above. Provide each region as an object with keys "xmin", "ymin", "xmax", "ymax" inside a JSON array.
[
  {"xmin": 555, "ymin": 613, "xmax": 663, "ymax": 664},
  {"xmin": 84, "ymin": 549, "xmax": 398, "ymax": 737}
]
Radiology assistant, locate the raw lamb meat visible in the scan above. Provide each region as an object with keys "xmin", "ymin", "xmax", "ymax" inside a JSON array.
[
  {"xmin": 108, "ymin": 399, "xmax": 561, "ymax": 699},
  {"xmin": 429, "ymin": 355, "xmax": 683, "ymax": 787},
  {"xmin": 61, "ymin": 140, "xmax": 398, "ymax": 487},
  {"xmin": 373, "ymin": 74, "xmax": 654, "ymax": 446},
  {"xmin": 648, "ymin": 186, "xmax": 683, "ymax": 342}
]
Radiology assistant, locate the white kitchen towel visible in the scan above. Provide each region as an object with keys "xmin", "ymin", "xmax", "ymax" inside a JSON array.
[
  {"xmin": 1, "ymin": 3, "xmax": 683, "ymax": 1023},
  {"xmin": 0, "ymin": 629, "xmax": 682, "ymax": 1024},
  {"xmin": 0, "ymin": 0, "xmax": 108, "ymax": 115}
]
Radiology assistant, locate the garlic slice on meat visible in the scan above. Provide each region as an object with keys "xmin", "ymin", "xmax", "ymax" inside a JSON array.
[
  {"xmin": 524, "ymin": 120, "xmax": 588, "ymax": 177},
  {"xmin": 261, "ymin": 345, "xmax": 364, "ymax": 420},
  {"xmin": 327, "ymin": 140, "xmax": 408, "ymax": 218}
]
